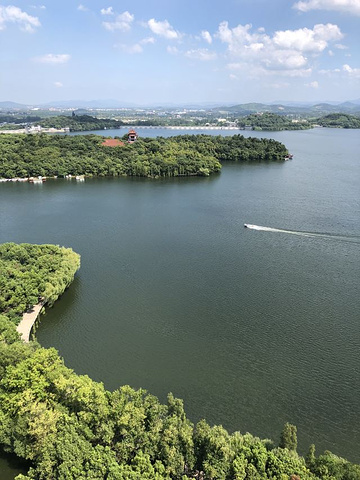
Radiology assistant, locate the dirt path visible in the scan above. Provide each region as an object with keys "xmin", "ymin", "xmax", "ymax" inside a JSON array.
[{"xmin": 16, "ymin": 302, "xmax": 44, "ymax": 342}]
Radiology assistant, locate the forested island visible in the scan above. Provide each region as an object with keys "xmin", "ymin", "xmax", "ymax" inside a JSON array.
[
  {"xmin": 0, "ymin": 242, "xmax": 359, "ymax": 479},
  {"xmin": 39, "ymin": 114, "xmax": 124, "ymax": 132},
  {"xmin": 315, "ymin": 113, "xmax": 360, "ymax": 129},
  {"xmin": 237, "ymin": 113, "xmax": 311, "ymax": 131},
  {"xmin": 0, "ymin": 133, "xmax": 289, "ymax": 179}
]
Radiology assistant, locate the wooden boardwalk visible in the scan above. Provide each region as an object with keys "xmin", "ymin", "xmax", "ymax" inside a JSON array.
[{"xmin": 16, "ymin": 302, "xmax": 44, "ymax": 342}]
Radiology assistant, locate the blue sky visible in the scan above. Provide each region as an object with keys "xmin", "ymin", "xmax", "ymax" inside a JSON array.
[{"xmin": 1, "ymin": 0, "xmax": 359, "ymax": 105}]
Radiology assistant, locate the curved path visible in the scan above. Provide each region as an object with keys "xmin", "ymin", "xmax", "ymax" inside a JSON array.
[{"xmin": 16, "ymin": 302, "xmax": 44, "ymax": 342}]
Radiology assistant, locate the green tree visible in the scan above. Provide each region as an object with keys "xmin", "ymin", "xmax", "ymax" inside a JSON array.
[{"xmin": 279, "ymin": 422, "xmax": 297, "ymax": 451}]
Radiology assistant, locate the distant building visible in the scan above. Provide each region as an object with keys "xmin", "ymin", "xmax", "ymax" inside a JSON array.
[
  {"xmin": 127, "ymin": 129, "xmax": 138, "ymax": 142},
  {"xmin": 101, "ymin": 138, "xmax": 125, "ymax": 147}
]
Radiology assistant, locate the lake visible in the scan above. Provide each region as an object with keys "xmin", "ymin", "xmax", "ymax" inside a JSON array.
[{"xmin": 0, "ymin": 127, "xmax": 359, "ymax": 477}]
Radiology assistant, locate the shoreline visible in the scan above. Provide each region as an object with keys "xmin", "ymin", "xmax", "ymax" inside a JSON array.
[{"xmin": 16, "ymin": 301, "xmax": 44, "ymax": 343}]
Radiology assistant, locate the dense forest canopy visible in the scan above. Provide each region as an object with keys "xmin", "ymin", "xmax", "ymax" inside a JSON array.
[
  {"xmin": 0, "ymin": 243, "xmax": 80, "ymax": 322},
  {"xmin": 39, "ymin": 114, "xmax": 124, "ymax": 131},
  {"xmin": 237, "ymin": 113, "xmax": 311, "ymax": 131},
  {"xmin": 0, "ymin": 133, "xmax": 289, "ymax": 179},
  {"xmin": 315, "ymin": 113, "xmax": 360, "ymax": 128},
  {"xmin": 0, "ymin": 242, "xmax": 359, "ymax": 479}
]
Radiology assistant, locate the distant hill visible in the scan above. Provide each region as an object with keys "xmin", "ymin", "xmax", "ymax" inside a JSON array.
[
  {"xmin": 0, "ymin": 101, "xmax": 29, "ymax": 110},
  {"xmin": 212, "ymin": 103, "xmax": 309, "ymax": 115},
  {"xmin": 39, "ymin": 99, "xmax": 139, "ymax": 109},
  {"xmin": 1, "ymin": 99, "xmax": 360, "ymax": 114},
  {"xmin": 212, "ymin": 102, "xmax": 360, "ymax": 116}
]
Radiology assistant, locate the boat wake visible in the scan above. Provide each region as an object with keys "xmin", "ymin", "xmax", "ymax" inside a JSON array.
[{"xmin": 244, "ymin": 224, "xmax": 360, "ymax": 244}]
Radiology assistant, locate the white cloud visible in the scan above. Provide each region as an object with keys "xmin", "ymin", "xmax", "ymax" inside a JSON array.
[
  {"xmin": 319, "ymin": 67, "xmax": 341, "ymax": 75},
  {"xmin": 269, "ymin": 81, "xmax": 290, "ymax": 88},
  {"xmin": 335, "ymin": 43, "xmax": 348, "ymax": 49},
  {"xmin": 115, "ymin": 37, "xmax": 154, "ymax": 54},
  {"xmin": 140, "ymin": 36, "xmax": 155, "ymax": 45},
  {"xmin": 343, "ymin": 64, "xmax": 360, "ymax": 77},
  {"xmin": 217, "ymin": 21, "xmax": 343, "ymax": 77},
  {"xmin": 77, "ymin": 4, "xmax": 88, "ymax": 12},
  {"xmin": 54, "ymin": 81, "xmax": 63, "ymax": 88},
  {"xmin": 116, "ymin": 43, "xmax": 143, "ymax": 54},
  {"xmin": 167, "ymin": 46, "xmax": 179, "ymax": 55},
  {"xmin": 35, "ymin": 54, "xmax": 71, "ymax": 64},
  {"xmin": 102, "ymin": 11, "xmax": 134, "ymax": 31},
  {"xmin": 273, "ymin": 24, "xmax": 342, "ymax": 53},
  {"xmin": 328, "ymin": 49, "xmax": 334, "ymax": 56},
  {"xmin": 293, "ymin": 0, "xmax": 360, "ymax": 15},
  {"xmin": 30, "ymin": 5, "xmax": 46, "ymax": 9},
  {"xmin": 100, "ymin": 6, "xmax": 114, "ymax": 15},
  {"xmin": 0, "ymin": 5, "xmax": 40, "ymax": 32},
  {"xmin": 305, "ymin": 80, "xmax": 319, "ymax": 87},
  {"xmin": 147, "ymin": 18, "xmax": 179, "ymax": 39},
  {"xmin": 201, "ymin": 30, "xmax": 212, "ymax": 44},
  {"xmin": 319, "ymin": 64, "xmax": 360, "ymax": 77},
  {"xmin": 185, "ymin": 48, "xmax": 217, "ymax": 61}
]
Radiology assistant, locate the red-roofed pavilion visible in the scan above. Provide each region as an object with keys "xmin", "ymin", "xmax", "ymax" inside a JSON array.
[{"xmin": 101, "ymin": 139, "xmax": 125, "ymax": 147}]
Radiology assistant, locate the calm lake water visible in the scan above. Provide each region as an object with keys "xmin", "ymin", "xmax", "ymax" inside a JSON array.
[{"xmin": 1, "ymin": 128, "xmax": 359, "ymax": 476}]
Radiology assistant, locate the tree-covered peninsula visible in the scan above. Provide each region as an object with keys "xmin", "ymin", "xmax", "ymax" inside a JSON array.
[
  {"xmin": 0, "ymin": 133, "xmax": 289, "ymax": 179},
  {"xmin": 1, "ymin": 242, "xmax": 360, "ymax": 479},
  {"xmin": 0, "ymin": 243, "xmax": 80, "ymax": 322}
]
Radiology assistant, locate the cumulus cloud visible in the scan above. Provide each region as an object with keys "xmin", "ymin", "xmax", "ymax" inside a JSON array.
[
  {"xmin": 30, "ymin": 5, "xmax": 46, "ymax": 9},
  {"xmin": 0, "ymin": 5, "xmax": 40, "ymax": 32},
  {"xmin": 343, "ymin": 64, "xmax": 360, "ymax": 77},
  {"xmin": 319, "ymin": 64, "xmax": 360, "ymax": 77},
  {"xmin": 100, "ymin": 6, "xmax": 114, "ymax": 15},
  {"xmin": 147, "ymin": 18, "xmax": 179, "ymax": 39},
  {"xmin": 218, "ymin": 21, "xmax": 343, "ymax": 77},
  {"xmin": 273, "ymin": 24, "xmax": 342, "ymax": 52},
  {"xmin": 54, "ymin": 81, "xmax": 63, "ymax": 88},
  {"xmin": 102, "ymin": 11, "xmax": 134, "ymax": 31},
  {"xmin": 35, "ymin": 54, "xmax": 71, "ymax": 64},
  {"xmin": 185, "ymin": 48, "xmax": 217, "ymax": 61},
  {"xmin": 77, "ymin": 4, "xmax": 88, "ymax": 12},
  {"xmin": 293, "ymin": 0, "xmax": 360, "ymax": 15},
  {"xmin": 201, "ymin": 30, "xmax": 212, "ymax": 44}
]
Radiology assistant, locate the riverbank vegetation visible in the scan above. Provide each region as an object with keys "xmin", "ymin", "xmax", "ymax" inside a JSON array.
[
  {"xmin": 1, "ymin": 318, "xmax": 359, "ymax": 479},
  {"xmin": 0, "ymin": 133, "xmax": 288, "ymax": 179},
  {"xmin": 0, "ymin": 243, "xmax": 80, "ymax": 322},
  {"xmin": 0, "ymin": 243, "xmax": 360, "ymax": 479}
]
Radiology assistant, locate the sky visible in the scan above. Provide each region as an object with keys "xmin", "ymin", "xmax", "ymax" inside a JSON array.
[{"xmin": 0, "ymin": 0, "xmax": 359, "ymax": 105}]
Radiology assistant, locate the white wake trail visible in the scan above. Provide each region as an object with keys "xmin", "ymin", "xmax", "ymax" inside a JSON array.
[{"xmin": 244, "ymin": 224, "xmax": 360, "ymax": 243}]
